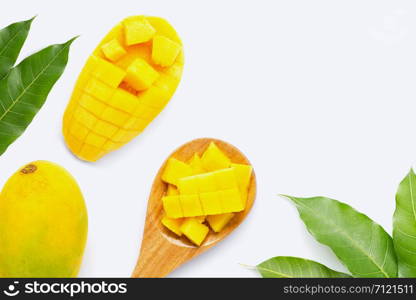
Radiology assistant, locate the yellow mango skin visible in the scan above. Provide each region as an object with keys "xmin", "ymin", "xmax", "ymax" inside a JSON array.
[
  {"xmin": 0, "ymin": 161, "xmax": 88, "ymax": 277},
  {"xmin": 63, "ymin": 16, "xmax": 184, "ymax": 162}
]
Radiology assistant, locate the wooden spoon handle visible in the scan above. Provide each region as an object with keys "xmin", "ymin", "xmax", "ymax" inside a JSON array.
[{"xmin": 132, "ymin": 222, "xmax": 198, "ymax": 277}]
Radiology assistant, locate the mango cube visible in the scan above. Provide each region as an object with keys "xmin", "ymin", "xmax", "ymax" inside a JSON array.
[
  {"xmin": 232, "ymin": 163, "xmax": 252, "ymax": 204},
  {"xmin": 189, "ymin": 154, "xmax": 205, "ymax": 175},
  {"xmin": 161, "ymin": 158, "xmax": 193, "ymax": 186},
  {"xmin": 231, "ymin": 163, "xmax": 253, "ymax": 191},
  {"xmin": 124, "ymin": 17, "xmax": 156, "ymax": 46},
  {"xmin": 79, "ymin": 94, "xmax": 106, "ymax": 116},
  {"xmin": 180, "ymin": 195, "xmax": 204, "ymax": 217},
  {"xmin": 197, "ymin": 173, "xmax": 217, "ymax": 193},
  {"xmin": 109, "ymin": 88, "xmax": 140, "ymax": 113},
  {"xmin": 124, "ymin": 58, "xmax": 159, "ymax": 91},
  {"xmin": 84, "ymin": 78, "xmax": 115, "ymax": 102},
  {"xmin": 101, "ymin": 106, "xmax": 130, "ymax": 127},
  {"xmin": 85, "ymin": 133, "xmax": 106, "ymax": 148},
  {"xmin": 167, "ymin": 184, "xmax": 179, "ymax": 196},
  {"xmin": 213, "ymin": 168, "xmax": 238, "ymax": 190},
  {"xmin": 93, "ymin": 57, "xmax": 126, "ymax": 88},
  {"xmin": 201, "ymin": 142, "xmax": 231, "ymax": 171},
  {"xmin": 93, "ymin": 120, "xmax": 118, "ymax": 137},
  {"xmin": 79, "ymin": 144, "xmax": 104, "ymax": 162},
  {"xmin": 139, "ymin": 85, "xmax": 170, "ymax": 109},
  {"xmin": 152, "ymin": 35, "xmax": 182, "ymax": 67},
  {"xmin": 73, "ymin": 107, "xmax": 97, "ymax": 129},
  {"xmin": 200, "ymin": 192, "xmax": 223, "ymax": 215},
  {"xmin": 69, "ymin": 121, "xmax": 89, "ymax": 141},
  {"xmin": 162, "ymin": 195, "xmax": 183, "ymax": 218},
  {"xmin": 207, "ymin": 213, "xmax": 235, "ymax": 233},
  {"xmin": 101, "ymin": 39, "xmax": 127, "ymax": 62},
  {"xmin": 180, "ymin": 218, "xmax": 209, "ymax": 246},
  {"xmin": 178, "ymin": 176, "xmax": 199, "ymax": 194},
  {"xmin": 220, "ymin": 189, "xmax": 245, "ymax": 213},
  {"xmin": 161, "ymin": 216, "xmax": 183, "ymax": 236}
]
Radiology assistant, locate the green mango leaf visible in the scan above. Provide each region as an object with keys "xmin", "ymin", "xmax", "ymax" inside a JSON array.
[
  {"xmin": 393, "ymin": 169, "xmax": 416, "ymax": 277},
  {"xmin": 284, "ymin": 195, "xmax": 397, "ymax": 278},
  {"xmin": 257, "ymin": 256, "xmax": 351, "ymax": 278},
  {"xmin": 0, "ymin": 17, "xmax": 34, "ymax": 79},
  {"xmin": 0, "ymin": 38, "xmax": 75, "ymax": 155}
]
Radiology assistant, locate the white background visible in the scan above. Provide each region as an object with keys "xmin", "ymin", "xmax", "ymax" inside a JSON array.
[{"xmin": 0, "ymin": 0, "xmax": 416, "ymax": 277}]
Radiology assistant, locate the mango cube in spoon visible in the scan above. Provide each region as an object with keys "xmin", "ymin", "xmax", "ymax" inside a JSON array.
[
  {"xmin": 213, "ymin": 168, "xmax": 238, "ymax": 190},
  {"xmin": 200, "ymin": 192, "xmax": 223, "ymax": 215},
  {"xmin": 207, "ymin": 213, "xmax": 235, "ymax": 233},
  {"xmin": 220, "ymin": 189, "xmax": 244, "ymax": 213},
  {"xmin": 197, "ymin": 173, "xmax": 217, "ymax": 193},
  {"xmin": 162, "ymin": 216, "xmax": 183, "ymax": 236},
  {"xmin": 231, "ymin": 163, "xmax": 253, "ymax": 192},
  {"xmin": 162, "ymin": 158, "xmax": 193, "ymax": 186},
  {"xmin": 189, "ymin": 153, "xmax": 205, "ymax": 175},
  {"xmin": 162, "ymin": 195, "xmax": 183, "ymax": 218},
  {"xmin": 180, "ymin": 218, "xmax": 209, "ymax": 246},
  {"xmin": 178, "ymin": 176, "xmax": 199, "ymax": 194},
  {"xmin": 232, "ymin": 163, "xmax": 252, "ymax": 204},
  {"xmin": 180, "ymin": 195, "xmax": 203, "ymax": 217},
  {"xmin": 201, "ymin": 142, "xmax": 231, "ymax": 171}
]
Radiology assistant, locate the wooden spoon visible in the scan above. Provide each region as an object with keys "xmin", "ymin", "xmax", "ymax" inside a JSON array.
[{"xmin": 132, "ymin": 138, "xmax": 256, "ymax": 277}]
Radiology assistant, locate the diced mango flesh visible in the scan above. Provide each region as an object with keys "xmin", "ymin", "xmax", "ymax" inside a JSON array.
[
  {"xmin": 189, "ymin": 153, "xmax": 205, "ymax": 175},
  {"xmin": 101, "ymin": 39, "xmax": 127, "ymax": 62},
  {"xmin": 161, "ymin": 216, "xmax": 183, "ymax": 236},
  {"xmin": 174, "ymin": 168, "xmax": 244, "ymax": 216},
  {"xmin": 152, "ymin": 35, "xmax": 182, "ymax": 67},
  {"xmin": 124, "ymin": 58, "xmax": 159, "ymax": 91},
  {"xmin": 180, "ymin": 194, "xmax": 204, "ymax": 217},
  {"xmin": 201, "ymin": 142, "xmax": 231, "ymax": 171},
  {"xmin": 160, "ymin": 142, "xmax": 253, "ymax": 246},
  {"xmin": 162, "ymin": 195, "xmax": 183, "ymax": 219},
  {"xmin": 200, "ymin": 192, "xmax": 222, "ymax": 215},
  {"xmin": 231, "ymin": 163, "xmax": 253, "ymax": 192},
  {"xmin": 220, "ymin": 188, "xmax": 244, "ymax": 212},
  {"xmin": 180, "ymin": 218, "xmax": 209, "ymax": 246},
  {"xmin": 232, "ymin": 163, "xmax": 253, "ymax": 204},
  {"xmin": 178, "ymin": 176, "xmax": 199, "ymax": 194},
  {"xmin": 207, "ymin": 213, "xmax": 235, "ymax": 233},
  {"xmin": 124, "ymin": 17, "xmax": 156, "ymax": 45},
  {"xmin": 62, "ymin": 16, "xmax": 183, "ymax": 162},
  {"xmin": 92, "ymin": 56, "xmax": 126, "ymax": 88},
  {"xmin": 161, "ymin": 158, "xmax": 193, "ymax": 186},
  {"xmin": 162, "ymin": 216, "xmax": 205, "ymax": 238}
]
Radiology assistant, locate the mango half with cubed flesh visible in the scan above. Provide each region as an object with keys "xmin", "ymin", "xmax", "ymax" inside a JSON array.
[
  {"xmin": 63, "ymin": 16, "xmax": 184, "ymax": 162},
  {"xmin": 0, "ymin": 161, "xmax": 88, "ymax": 277}
]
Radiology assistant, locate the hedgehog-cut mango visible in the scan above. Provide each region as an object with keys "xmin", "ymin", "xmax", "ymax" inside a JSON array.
[{"xmin": 63, "ymin": 16, "xmax": 184, "ymax": 162}]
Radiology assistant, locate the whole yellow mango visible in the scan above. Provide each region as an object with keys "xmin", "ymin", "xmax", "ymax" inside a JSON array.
[
  {"xmin": 0, "ymin": 161, "xmax": 88, "ymax": 277},
  {"xmin": 63, "ymin": 16, "xmax": 184, "ymax": 162}
]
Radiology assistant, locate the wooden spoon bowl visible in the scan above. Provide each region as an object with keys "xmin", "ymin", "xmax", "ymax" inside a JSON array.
[{"xmin": 132, "ymin": 138, "xmax": 256, "ymax": 277}]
